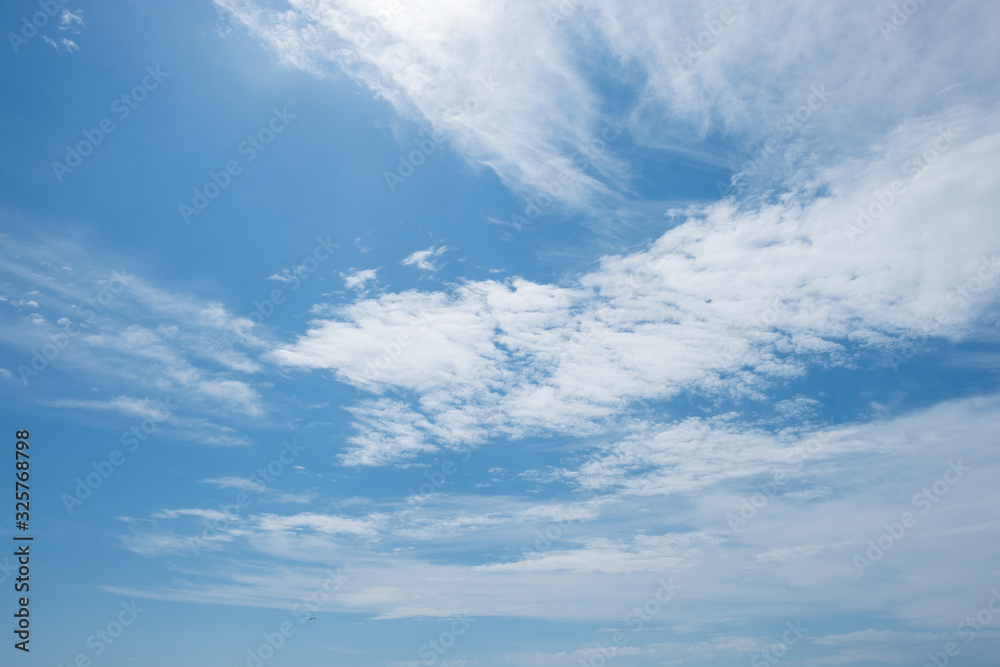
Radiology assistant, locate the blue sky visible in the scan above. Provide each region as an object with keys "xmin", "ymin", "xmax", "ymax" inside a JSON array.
[{"xmin": 2, "ymin": 1, "xmax": 1000, "ymax": 665}]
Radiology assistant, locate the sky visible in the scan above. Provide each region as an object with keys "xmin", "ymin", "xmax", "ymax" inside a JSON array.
[{"xmin": 1, "ymin": 1, "xmax": 1000, "ymax": 665}]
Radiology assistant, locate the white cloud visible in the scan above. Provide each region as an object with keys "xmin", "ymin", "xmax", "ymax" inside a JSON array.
[
  {"xmin": 200, "ymin": 476, "xmax": 268, "ymax": 493},
  {"xmin": 216, "ymin": 0, "xmax": 1000, "ymax": 219},
  {"xmin": 59, "ymin": 8, "xmax": 85, "ymax": 30},
  {"xmin": 66, "ymin": 1, "xmax": 1000, "ymax": 653},
  {"xmin": 119, "ymin": 531, "xmax": 233, "ymax": 556},
  {"xmin": 49, "ymin": 395, "xmax": 176, "ymax": 421},
  {"xmin": 255, "ymin": 512, "xmax": 380, "ymax": 537},
  {"xmin": 401, "ymin": 245, "xmax": 449, "ymax": 273},
  {"xmin": 0, "ymin": 229, "xmax": 268, "ymax": 446},
  {"xmin": 196, "ymin": 378, "xmax": 265, "ymax": 417},
  {"xmin": 215, "ymin": 0, "xmax": 622, "ymax": 209},
  {"xmin": 113, "ymin": 391, "xmax": 1000, "ymax": 628},
  {"xmin": 341, "ymin": 399, "xmax": 443, "ymax": 466},
  {"xmin": 266, "ymin": 123, "xmax": 1000, "ymax": 463},
  {"xmin": 474, "ymin": 532, "xmax": 719, "ymax": 574},
  {"xmin": 342, "ymin": 268, "xmax": 378, "ymax": 291},
  {"xmin": 152, "ymin": 508, "xmax": 237, "ymax": 522}
]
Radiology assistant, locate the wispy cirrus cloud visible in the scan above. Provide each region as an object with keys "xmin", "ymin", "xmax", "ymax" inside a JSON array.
[
  {"xmin": 0, "ymin": 226, "xmax": 267, "ymax": 429},
  {"xmin": 109, "ymin": 392, "xmax": 1000, "ymax": 640},
  {"xmin": 215, "ymin": 0, "xmax": 1000, "ymax": 216}
]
